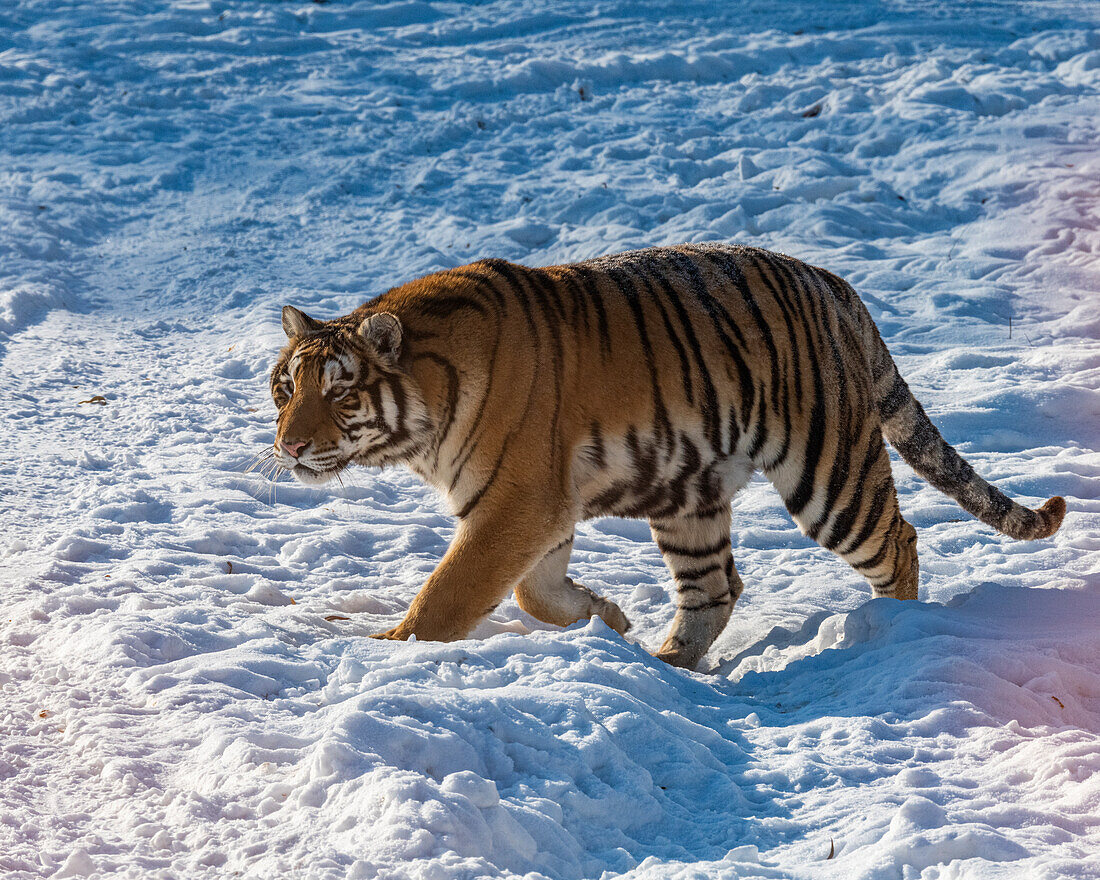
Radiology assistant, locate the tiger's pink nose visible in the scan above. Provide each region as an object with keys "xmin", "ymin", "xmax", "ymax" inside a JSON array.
[{"xmin": 280, "ymin": 440, "xmax": 308, "ymax": 458}]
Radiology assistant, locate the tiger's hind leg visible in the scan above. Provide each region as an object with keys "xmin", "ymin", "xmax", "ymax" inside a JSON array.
[
  {"xmin": 513, "ymin": 534, "xmax": 631, "ymax": 636},
  {"xmin": 650, "ymin": 504, "xmax": 741, "ymax": 669},
  {"xmin": 773, "ymin": 432, "xmax": 919, "ymax": 602}
]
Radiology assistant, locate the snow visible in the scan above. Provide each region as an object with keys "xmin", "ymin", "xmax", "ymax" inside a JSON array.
[{"xmin": 2, "ymin": 1, "xmax": 1099, "ymax": 878}]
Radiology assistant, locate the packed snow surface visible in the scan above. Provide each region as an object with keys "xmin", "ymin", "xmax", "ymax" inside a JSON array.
[{"xmin": 3, "ymin": 1, "xmax": 1100, "ymax": 878}]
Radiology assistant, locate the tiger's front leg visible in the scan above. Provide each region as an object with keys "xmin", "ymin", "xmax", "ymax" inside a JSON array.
[
  {"xmin": 370, "ymin": 498, "xmax": 573, "ymax": 643},
  {"xmin": 513, "ymin": 533, "xmax": 631, "ymax": 635}
]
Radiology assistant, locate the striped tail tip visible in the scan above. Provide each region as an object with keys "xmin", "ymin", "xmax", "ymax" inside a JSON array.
[
  {"xmin": 1033, "ymin": 495, "xmax": 1066, "ymax": 539},
  {"xmin": 999, "ymin": 494, "xmax": 1065, "ymax": 541}
]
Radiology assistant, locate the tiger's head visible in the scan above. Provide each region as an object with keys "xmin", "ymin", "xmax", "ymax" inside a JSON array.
[{"xmin": 269, "ymin": 305, "xmax": 432, "ymax": 485}]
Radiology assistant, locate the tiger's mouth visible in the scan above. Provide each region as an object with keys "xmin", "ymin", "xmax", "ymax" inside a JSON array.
[{"xmin": 291, "ymin": 460, "xmax": 346, "ymax": 486}]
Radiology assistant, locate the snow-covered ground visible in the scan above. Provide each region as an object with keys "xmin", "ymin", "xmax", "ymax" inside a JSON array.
[{"xmin": 3, "ymin": 1, "xmax": 1100, "ymax": 877}]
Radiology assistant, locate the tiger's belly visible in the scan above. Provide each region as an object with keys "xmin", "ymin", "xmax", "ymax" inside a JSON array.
[{"xmin": 573, "ymin": 427, "xmax": 754, "ymax": 521}]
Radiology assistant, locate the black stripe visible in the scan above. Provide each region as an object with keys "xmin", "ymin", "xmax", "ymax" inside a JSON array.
[
  {"xmin": 678, "ymin": 592, "xmax": 733, "ymax": 611},
  {"xmin": 410, "ymin": 353, "xmax": 459, "ymax": 456},
  {"xmin": 726, "ymin": 405, "xmax": 741, "ymax": 456},
  {"xmin": 609, "ymin": 267, "xmax": 673, "ymax": 447},
  {"xmin": 572, "ymin": 266, "xmax": 612, "ymax": 359},
  {"xmin": 447, "ymin": 267, "xmax": 508, "ymax": 311},
  {"xmin": 367, "ymin": 382, "xmax": 385, "ymax": 424},
  {"xmin": 703, "ymin": 250, "xmax": 785, "ymax": 459},
  {"xmin": 650, "ymin": 500, "xmax": 730, "ymax": 529},
  {"xmin": 851, "ymin": 511, "xmax": 901, "ymax": 572},
  {"xmin": 455, "ymin": 442, "xmax": 509, "ymax": 519},
  {"xmin": 416, "ymin": 294, "xmax": 489, "ymax": 319},
  {"xmin": 746, "ymin": 253, "xmax": 798, "ymax": 467},
  {"xmin": 449, "ymin": 334, "xmax": 501, "ymax": 471},
  {"xmin": 879, "ymin": 373, "xmax": 910, "ymax": 421},
  {"xmin": 674, "ymin": 561, "xmax": 724, "ymax": 581},
  {"xmin": 656, "ymin": 534, "xmax": 731, "ymax": 559},
  {"xmin": 640, "ymin": 274, "xmax": 695, "ymax": 406},
  {"xmin": 695, "ymin": 463, "xmax": 724, "ymax": 508},
  {"xmin": 770, "ymin": 258, "xmax": 827, "ymax": 516},
  {"xmin": 588, "ymin": 421, "xmax": 606, "ymax": 469},
  {"xmin": 587, "ymin": 480, "xmax": 629, "ymax": 514},
  {"xmin": 546, "ymin": 534, "xmax": 574, "ymax": 554},
  {"xmin": 843, "ymin": 479, "xmax": 893, "ymax": 556},
  {"xmin": 753, "ymin": 250, "xmax": 806, "ymax": 406},
  {"xmin": 666, "ymin": 249, "xmax": 756, "ymax": 430},
  {"xmin": 557, "ymin": 269, "xmax": 592, "ymax": 335},
  {"xmin": 443, "ymin": 275, "xmax": 507, "ymax": 472},
  {"xmin": 746, "ymin": 387, "xmax": 769, "ymax": 459},
  {"xmin": 821, "ymin": 435, "xmax": 882, "ymax": 550},
  {"xmin": 625, "ymin": 426, "xmax": 660, "ymax": 497},
  {"xmin": 531, "ymin": 265, "xmax": 569, "ymax": 324},
  {"xmin": 650, "ymin": 268, "xmax": 724, "ymax": 453},
  {"xmin": 476, "ymin": 259, "xmax": 539, "ymax": 336},
  {"xmin": 760, "ymin": 358, "xmax": 793, "ymax": 470},
  {"xmin": 523, "ymin": 268, "xmax": 568, "ymax": 464},
  {"xmin": 812, "ymin": 272, "xmax": 862, "ymax": 533},
  {"xmin": 648, "ymin": 434, "xmax": 701, "ymax": 519}
]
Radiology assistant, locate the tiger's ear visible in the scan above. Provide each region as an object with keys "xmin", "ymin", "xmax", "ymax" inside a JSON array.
[
  {"xmin": 359, "ymin": 312, "xmax": 403, "ymax": 360},
  {"xmin": 282, "ymin": 306, "xmax": 323, "ymax": 339}
]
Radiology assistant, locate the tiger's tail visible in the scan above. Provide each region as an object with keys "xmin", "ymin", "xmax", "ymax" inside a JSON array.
[{"xmin": 858, "ymin": 302, "xmax": 1064, "ymax": 541}]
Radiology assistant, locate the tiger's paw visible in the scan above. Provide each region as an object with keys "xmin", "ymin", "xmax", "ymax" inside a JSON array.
[
  {"xmin": 369, "ymin": 626, "xmax": 407, "ymax": 640},
  {"xmin": 653, "ymin": 636, "xmax": 705, "ymax": 670},
  {"xmin": 593, "ymin": 599, "xmax": 631, "ymax": 636}
]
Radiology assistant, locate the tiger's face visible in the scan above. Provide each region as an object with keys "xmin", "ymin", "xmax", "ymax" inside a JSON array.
[{"xmin": 269, "ymin": 306, "xmax": 431, "ymax": 485}]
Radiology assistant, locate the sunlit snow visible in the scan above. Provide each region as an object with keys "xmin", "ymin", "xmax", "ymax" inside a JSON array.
[{"xmin": 2, "ymin": 2, "xmax": 1099, "ymax": 878}]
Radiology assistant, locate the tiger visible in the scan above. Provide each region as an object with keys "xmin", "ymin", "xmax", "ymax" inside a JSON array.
[{"xmin": 267, "ymin": 244, "xmax": 1065, "ymax": 669}]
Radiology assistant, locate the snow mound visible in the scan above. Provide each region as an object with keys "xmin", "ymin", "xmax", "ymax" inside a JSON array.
[{"xmin": 0, "ymin": 282, "xmax": 69, "ymax": 340}]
